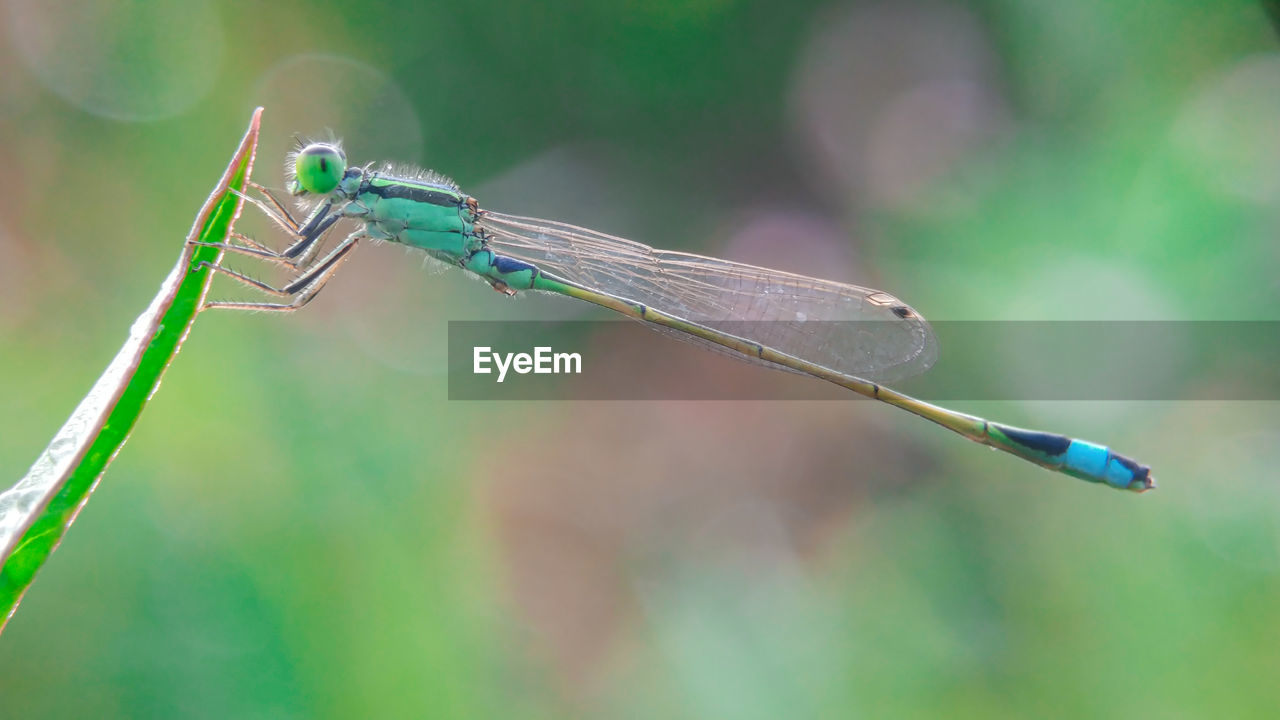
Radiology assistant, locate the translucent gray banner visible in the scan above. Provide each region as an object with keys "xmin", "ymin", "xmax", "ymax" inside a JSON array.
[{"xmin": 447, "ymin": 321, "xmax": 1280, "ymax": 401}]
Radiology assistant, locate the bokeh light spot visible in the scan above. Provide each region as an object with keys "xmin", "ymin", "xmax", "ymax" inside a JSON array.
[{"xmin": 4, "ymin": 0, "xmax": 224, "ymax": 121}]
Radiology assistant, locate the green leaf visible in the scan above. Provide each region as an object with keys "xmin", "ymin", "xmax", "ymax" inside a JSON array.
[{"xmin": 0, "ymin": 108, "xmax": 264, "ymax": 634}]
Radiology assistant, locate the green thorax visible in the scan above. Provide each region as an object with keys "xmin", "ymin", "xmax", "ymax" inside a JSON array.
[{"xmin": 351, "ymin": 170, "xmax": 481, "ymax": 263}]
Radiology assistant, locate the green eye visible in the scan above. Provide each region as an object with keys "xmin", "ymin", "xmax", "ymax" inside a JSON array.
[{"xmin": 293, "ymin": 143, "xmax": 347, "ymax": 194}]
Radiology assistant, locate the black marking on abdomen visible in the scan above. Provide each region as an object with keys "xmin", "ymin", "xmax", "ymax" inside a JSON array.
[
  {"xmin": 998, "ymin": 425, "xmax": 1072, "ymax": 456},
  {"xmin": 493, "ymin": 256, "xmax": 537, "ymax": 275},
  {"xmin": 1113, "ymin": 454, "xmax": 1148, "ymax": 478}
]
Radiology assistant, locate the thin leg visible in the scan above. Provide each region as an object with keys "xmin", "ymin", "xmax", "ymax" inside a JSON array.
[
  {"xmin": 284, "ymin": 211, "xmax": 340, "ymax": 267},
  {"xmin": 280, "ymin": 204, "xmax": 340, "ymax": 262},
  {"xmin": 192, "ymin": 239, "xmax": 300, "ymax": 267},
  {"xmin": 249, "ymin": 181, "xmax": 299, "ymax": 229},
  {"xmin": 201, "ymin": 233, "xmax": 361, "ymax": 312},
  {"xmin": 202, "ymin": 231, "xmax": 359, "ymax": 295},
  {"xmin": 191, "ymin": 203, "xmax": 341, "ymax": 269},
  {"xmin": 199, "ymin": 263, "xmax": 293, "ymax": 297},
  {"xmin": 230, "ymin": 231, "xmax": 275, "ymax": 255},
  {"xmin": 279, "ymin": 235, "xmax": 359, "ymax": 295},
  {"xmin": 231, "ymin": 187, "xmax": 299, "ymax": 235}
]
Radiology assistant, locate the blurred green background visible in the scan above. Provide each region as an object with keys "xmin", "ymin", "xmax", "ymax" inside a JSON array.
[{"xmin": 2, "ymin": 0, "xmax": 1279, "ymax": 717}]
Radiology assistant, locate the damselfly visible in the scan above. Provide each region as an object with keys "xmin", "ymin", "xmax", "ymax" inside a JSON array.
[{"xmin": 197, "ymin": 141, "xmax": 1154, "ymax": 493}]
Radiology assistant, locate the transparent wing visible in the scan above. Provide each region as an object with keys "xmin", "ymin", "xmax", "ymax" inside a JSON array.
[{"xmin": 480, "ymin": 211, "xmax": 938, "ymax": 382}]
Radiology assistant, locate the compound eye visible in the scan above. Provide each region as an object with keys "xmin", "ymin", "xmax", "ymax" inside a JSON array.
[{"xmin": 293, "ymin": 143, "xmax": 346, "ymax": 195}]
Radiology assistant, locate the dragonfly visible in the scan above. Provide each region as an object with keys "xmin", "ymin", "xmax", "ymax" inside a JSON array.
[{"xmin": 197, "ymin": 140, "xmax": 1155, "ymax": 493}]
